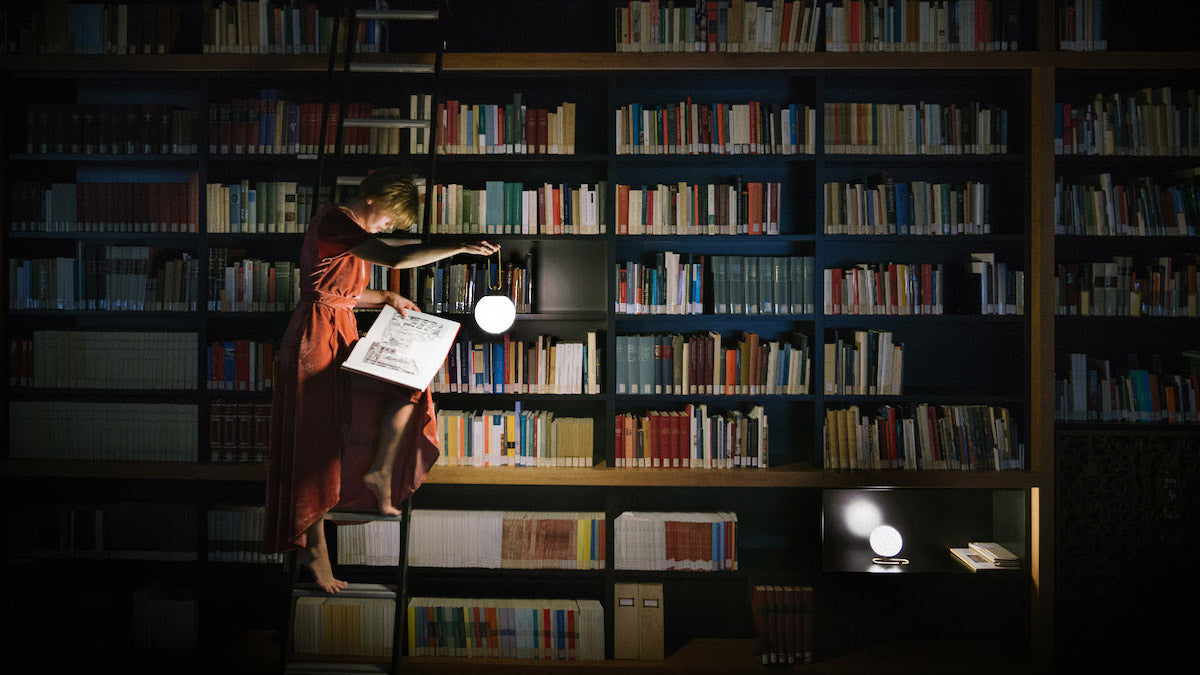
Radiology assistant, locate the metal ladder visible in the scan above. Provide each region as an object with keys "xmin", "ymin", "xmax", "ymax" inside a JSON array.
[{"xmin": 283, "ymin": 2, "xmax": 447, "ymax": 673}]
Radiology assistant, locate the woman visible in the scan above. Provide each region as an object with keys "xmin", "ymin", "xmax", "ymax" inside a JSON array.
[{"xmin": 265, "ymin": 168, "xmax": 498, "ymax": 593}]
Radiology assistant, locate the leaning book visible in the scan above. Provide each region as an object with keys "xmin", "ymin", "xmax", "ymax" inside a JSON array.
[{"xmin": 342, "ymin": 305, "xmax": 461, "ymax": 391}]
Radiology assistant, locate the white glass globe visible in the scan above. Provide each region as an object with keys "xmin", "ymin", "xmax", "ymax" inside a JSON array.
[
  {"xmin": 869, "ymin": 525, "xmax": 904, "ymax": 558},
  {"xmin": 474, "ymin": 295, "xmax": 516, "ymax": 333}
]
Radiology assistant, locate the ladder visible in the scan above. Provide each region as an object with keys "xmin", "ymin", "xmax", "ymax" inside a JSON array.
[
  {"xmin": 283, "ymin": 2, "xmax": 447, "ymax": 673},
  {"xmin": 314, "ymin": 0, "xmax": 446, "ymax": 238},
  {"xmin": 282, "ymin": 507, "xmax": 412, "ymax": 675}
]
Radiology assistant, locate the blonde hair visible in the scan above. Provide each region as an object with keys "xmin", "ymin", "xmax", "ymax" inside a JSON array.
[{"xmin": 357, "ymin": 167, "xmax": 420, "ymax": 230}]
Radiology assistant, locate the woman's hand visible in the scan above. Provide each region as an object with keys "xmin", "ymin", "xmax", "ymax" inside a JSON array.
[
  {"xmin": 459, "ymin": 240, "xmax": 501, "ymax": 257},
  {"xmin": 385, "ymin": 291, "xmax": 420, "ymax": 317}
]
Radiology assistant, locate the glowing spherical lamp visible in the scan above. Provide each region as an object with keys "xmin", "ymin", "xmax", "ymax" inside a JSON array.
[
  {"xmin": 474, "ymin": 294, "xmax": 516, "ymax": 334},
  {"xmin": 869, "ymin": 525, "xmax": 908, "ymax": 565}
]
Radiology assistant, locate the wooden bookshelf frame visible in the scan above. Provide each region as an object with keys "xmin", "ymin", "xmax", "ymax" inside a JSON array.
[{"xmin": 5, "ymin": 1, "xmax": 1200, "ymax": 670}]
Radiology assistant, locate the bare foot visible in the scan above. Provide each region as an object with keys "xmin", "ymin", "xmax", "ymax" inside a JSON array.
[
  {"xmin": 362, "ymin": 470, "xmax": 402, "ymax": 516},
  {"xmin": 299, "ymin": 543, "xmax": 348, "ymax": 594}
]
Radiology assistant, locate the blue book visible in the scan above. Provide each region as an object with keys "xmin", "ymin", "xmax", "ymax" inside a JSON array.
[
  {"xmin": 492, "ymin": 340, "xmax": 504, "ymax": 393},
  {"xmin": 895, "ymin": 182, "xmax": 910, "ymax": 234},
  {"xmin": 485, "ymin": 181, "xmax": 504, "ymax": 234},
  {"xmin": 711, "ymin": 520, "xmax": 721, "ymax": 570}
]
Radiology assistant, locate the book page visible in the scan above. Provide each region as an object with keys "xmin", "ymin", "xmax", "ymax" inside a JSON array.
[{"xmin": 342, "ymin": 306, "xmax": 460, "ymax": 391}]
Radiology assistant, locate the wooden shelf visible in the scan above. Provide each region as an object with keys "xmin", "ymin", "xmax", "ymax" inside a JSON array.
[
  {"xmin": 6, "ymin": 50, "xmax": 1200, "ymax": 75},
  {"xmin": 0, "ymin": 459, "xmax": 1041, "ymax": 489}
]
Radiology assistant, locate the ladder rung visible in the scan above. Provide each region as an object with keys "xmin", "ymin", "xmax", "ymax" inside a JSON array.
[
  {"xmin": 341, "ymin": 118, "xmax": 430, "ymax": 130},
  {"xmin": 324, "ymin": 509, "xmax": 406, "ymax": 522},
  {"xmin": 355, "ymin": 9, "xmax": 439, "ymax": 21},
  {"xmin": 348, "ymin": 63, "xmax": 435, "ymax": 74},
  {"xmin": 293, "ymin": 582, "xmax": 395, "ymax": 600}
]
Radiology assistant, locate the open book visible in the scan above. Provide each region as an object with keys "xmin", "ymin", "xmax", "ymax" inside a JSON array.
[{"xmin": 341, "ymin": 305, "xmax": 460, "ymax": 391}]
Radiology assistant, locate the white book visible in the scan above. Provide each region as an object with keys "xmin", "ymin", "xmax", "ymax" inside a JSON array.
[{"xmin": 341, "ymin": 306, "xmax": 461, "ymax": 391}]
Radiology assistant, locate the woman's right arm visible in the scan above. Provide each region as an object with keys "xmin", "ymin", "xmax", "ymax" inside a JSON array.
[{"xmin": 349, "ymin": 238, "xmax": 500, "ymax": 269}]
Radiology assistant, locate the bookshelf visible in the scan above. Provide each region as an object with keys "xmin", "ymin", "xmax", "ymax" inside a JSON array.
[{"xmin": 3, "ymin": 0, "xmax": 1198, "ymax": 671}]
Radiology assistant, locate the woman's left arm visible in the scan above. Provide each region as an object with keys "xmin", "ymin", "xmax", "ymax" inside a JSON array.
[{"xmin": 356, "ymin": 288, "xmax": 420, "ymax": 315}]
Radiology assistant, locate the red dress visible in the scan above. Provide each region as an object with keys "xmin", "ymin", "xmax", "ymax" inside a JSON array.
[{"xmin": 264, "ymin": 204, "xmax": 440, "ymax": 553}]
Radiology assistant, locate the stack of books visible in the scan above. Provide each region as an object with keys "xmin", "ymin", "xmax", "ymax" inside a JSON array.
[{"xmin": 950, "ymin": 541, "xmax": 1020, "ymax": 572}]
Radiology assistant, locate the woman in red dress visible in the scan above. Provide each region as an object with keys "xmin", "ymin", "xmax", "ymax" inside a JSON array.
[{"xmin": 265, "ymin": 168, "xmax": 498, "ymax": 593}]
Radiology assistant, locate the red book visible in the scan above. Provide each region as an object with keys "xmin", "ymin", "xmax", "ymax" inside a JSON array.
[
  {"xmin": 725, "ymin": 348, "xmax": 737, "ymax": 394},
  {"xmin": 751, "ymin": 586, "xmax": 771, "ymax": 664},
  {"xmin": 747, "ymin": 182, "xmax": 763, "ymax": 234},
  {"xmin": 616, "ymin": 184, "xmax": 630, "ymax": 235},
  {"xmin": 537, "ymin": 108, "xmax": 548, "ymax": 154}
]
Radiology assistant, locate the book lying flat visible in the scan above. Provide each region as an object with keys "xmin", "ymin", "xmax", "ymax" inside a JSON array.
[
  {"xmin": 968, "ymin": 541, "xmax": 1020, "ymax": 565},
  {"xmin": 950, "ymin": 547, "xmax": 1018, "ymax": 573},
  {"xmin": 341, "ymin": 305, "xmax": 460, "ymax": 391}
]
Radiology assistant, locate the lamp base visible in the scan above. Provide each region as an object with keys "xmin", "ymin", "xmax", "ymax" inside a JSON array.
[{"xmin": 871, "ymin": 557, "xmax": 909, "ymax": 565}]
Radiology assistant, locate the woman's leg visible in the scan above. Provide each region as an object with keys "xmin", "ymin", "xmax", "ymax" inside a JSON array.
[
  {"xmin": 362, "ymin": 398, "xmax": 415, "ymax": 516},
  {"xmin": 297, "ymin": 517, "xmax": 347, "ymax": 594}
]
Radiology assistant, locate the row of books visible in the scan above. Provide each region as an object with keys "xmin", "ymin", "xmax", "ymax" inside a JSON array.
[
  {"xmin": 421, "ymin": 182, "xmax": 607, "ymax": 236},
  {"xmin": 1055, "ymin": 88, "xmax": 1200, "ymax": 157},
  {"xmin": 1053, "ymin": 171, "xmax": 1199, "ymax": 237},
  {"xmin": 1056, "ymin": 0, "xmax": 1106, "ymax": 51},
  {"xmin": 295, "ymin": 592, "xmax": 395, "ymax": 658},
  {"xmin": 823, "ymin": 0, "xmax": 1024, "ymax": 52},
  {"xmin": 207, "ymin": 339, "xmax": 275, "ymax": 392},
  {"xmin": 203, "ymin": 0, "xmax": 387, "ymax": 55},
  {"xmin": 209, "ymin": 97, "xmax": 339, "ymax": 156},
  {"xmin": 615, "ymin": 181, "xmax": 782, "ymax": 235},
  {"xmin": 8, "ymin": 248, "xmax": 201, "ymax": 312},
  {"xmin": 6, "ymin": 502, "xmax": 199, "ymax": 561},
  {"xmin": 22, "ymin": 102, "xmax": 200, "ymax": 155},
  {"xmin": 405, "ymin": 597, "xmax": 606, "ymax": 661},
  {"xmin": 751, "ymin": 584, "xmax": 815, "ymax": 666},
  {"xmin": 824, "ymin": 262, "xmax": 946, "ymax": 315},
  {"xmin": 616, "ymin": 252, "xmax": 706, "ymax": 315},
  {"xmin": 413, "ymin": 254, "xmax": 533, "ymax": 316},
  {"xmin": 335, "ymin": 510, "xmax": 606, "ymax": 571},
  {"xmin": 615, "ymin": 0, "xmax": 823, "ymax": 53},
  {"xmin": 615, "ymin": 331, "xmax": 813, "ymax": 396},
  {"xmin": 823, "ymin": 178, "xmax": 994, "ymax": 235},
  {"xmin": 615, "ymin": 254, "xmax": 817, "ymax": 316},
  {"xmin": 436, "ymin": 99, "xmax": 577, "ymax": 155},
  {"xmin": 615, "ymin": 403, "xmax": 768, "ymax": 468},
  {"xmin": 132, "ymin": 580, "xmax": 198, "ymax": 651},
  {"xmin": 967, "ymin": 252, "xmax": 1025, "ymax": 315},
  {"xmin": 614, "ymin": 511, "xmax": 739, "ymax": 571},
  {"xmin": 9, "ymin": 401, "xmax": 198, "ymax": 462},
  {"xmin": 8, "ymin": 179, "xmax": 201, "ymax": 234},
  {"xmin": 432, "ymin": 334, "xmax": 601, "ymax": 396},
  {"xmin": 434, "ymin": 409, "xmax": 594, "ymax": 469},
  {"xmin": 207, "ymin": 505, "xmax": 284, "ymax": 563},
  {"xmin": 207, "ymin": 252, "xmax": 300, "ymax": 312},
  {"xmin": 206, "ymin": 180, "xmax": 312, "ymax": 234},
  {"xmin": 823, "ymin": 329, "xmax": 904, "ymax": 395},
  {"xmin": 8, "ymin": 330, "xmax": 197, "ymax": 390},
  {"xmin": 1, "ymin": 2, "xmax": 184, "ymax": 55},
  {"xmin": 1057, "ymin": 351, "xmax": 1200, "ymax": 423},
  {"xmin": 823, "ymin": 403, "xmax": 1024, "ymax": 470},
  {"xmin": 615, "ymin": 101, "xmax": 817, "ymax": 155},
  {"xmin": 208, "ymin": 403, "xmax": 271, "ymax": 464},
  {"xmin": 1055, "ymin": 256, "xmax": 1200, "ymax": 318},
  {"xmin": 824, "ymin": 101, "xmax": 1010, "ymax": 155}
]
